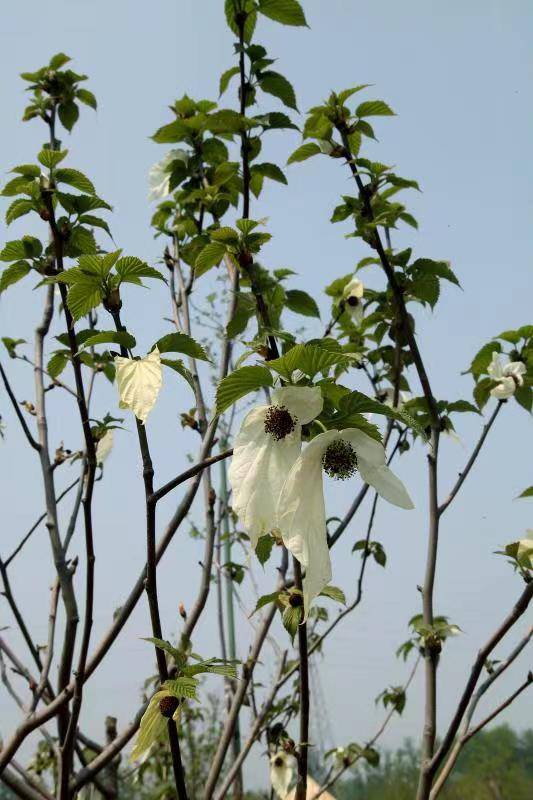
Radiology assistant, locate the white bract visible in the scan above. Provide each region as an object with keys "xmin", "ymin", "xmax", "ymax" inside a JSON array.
[
  {"xmin": 114, "ymin": 348, "xmax": 163, "ymax": 424},
  {"xmin": 343, "ymin": 277, "xmax": 364, "ymax": 325},
  {"xmin": 130, "ymin": 689, "xmax": 181, "ymax": 762},
  {"xmin": 95, "ymin": 429, "xmax": 114, "ymax": 465},
  {"xmin": 270, "ymin": 751, "xmax": 294, "ymax": 799},
  {"xmin": 487, "ymin": 351, "xmax": 526, "ymax": 399},
  {"xmin": 228, "ymin": 386, "xmax": 323, "ymax": 549},
  {"xmin": 517, "ymin": 537, "xmax": 533, "ymax": 569},
  {"xmin": 278, "ymin": 428, "xmax": 413, "ymax": 615},
  {"xmin": 148, "ymin": 149, "xmax": 188, "ymax": 201}
]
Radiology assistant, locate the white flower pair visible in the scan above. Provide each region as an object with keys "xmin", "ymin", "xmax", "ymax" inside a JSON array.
[
  {"xmin": 488, "ymin": 351, "xmax": 526, "ymax": 399},
  {"xmin": 229, "ymin": 385, "xmax": 414, "ymax": 615}
]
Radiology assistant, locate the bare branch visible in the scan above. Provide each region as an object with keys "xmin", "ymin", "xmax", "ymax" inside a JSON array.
[{"xmin": 0, "ymin": 360, "xmax": 40, "ymax": 451}]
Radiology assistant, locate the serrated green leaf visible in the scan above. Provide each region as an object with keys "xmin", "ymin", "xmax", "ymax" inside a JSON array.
[
  {"xmin": 267, "ymin": 344, "xmax": 351, "ymax": 380},
  {"xmin": 287, "ymin": 142, "xmax": 321, "ymax": 165},
  {"xmin": 58, "ymin": 101, "xmax": 79, "ymax": 132},
  {"xmin": 5, "ymin": 199, "xmax": 34, "ymax": 225},
  {"xmin": 282, "ymin": 604, "xmax": 301, "ymax": 641},
  {"xmin": 259, "ymin": 71, "xmax": 298, "ymax": 111},
  {"xmin": 195, "ymin": 241, "xmax": 227, "ymax": 277},
  {"xmin": 219, "ymin": 66, "xmax": 240, "ymax": 96},
  {"xmin": 356, "ymin": 100, "xmax": 395, "ymax": 117},
  {"xmin": 115, "ymin": 256, "xmax": 165, "ymax": 285},
  {"xmin": 65, "ymin": 277, "xmax": 104, "ymax": 321},
  {"xmin": 55, "ymin": 168, "xmax": 96, "ymax": 195},
  {"xmin": 251, "ymin": 162, "xmax": 288, "ymax": 185},
  {"xmin": 336, "ymin": 390, "xmax": 427, "ymax": 439},
  {"xmin": 0, "ymin": 237, "xmax": 42, "ymax": 262},
  {"xmin": 78, "ymin": 330, "xmax": 136, "ymax": 353},
  {"xmin": 0, "ymin": 261, "xmax": 31, "ymax": 293},
  {"xmin": 76, "ymin": 88, "xmax": 97, "ymax": 109},
  {"xmin": 319, "ymin": 585, "xmax": 346, "ymax": 604},
  {"xmin": 38, "ymin": 149, "xmax": 68, "ymax": 169},
  {"xmin": 155, "ymin": 332, "xmax": 209, "ymax": 361},
  {"xmin": 47, "ymin": 351, "xmax": 70, "ymax": 379},
  {"xmin": 285, "ymin": 289, "xmax": 320, "ymax": 318},
  {"xmin": 216, "ymin": 365, "xmax": 273, "ymax": 414},
  {"xmin": 160, "ymin": 358, "xmax": 196, "ymax": 394},
  {"xmin": 258, "ymin": 0, "xmax": 307, "ymax": 25},
  {"xmin": 255, "ymin": 534, "xmax": 274, "ymax": 566}
]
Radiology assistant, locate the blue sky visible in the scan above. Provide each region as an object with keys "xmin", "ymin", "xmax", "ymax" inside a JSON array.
[{"xmin": 1, "ymin": 0, "xmax": 532, "ymax": 790}]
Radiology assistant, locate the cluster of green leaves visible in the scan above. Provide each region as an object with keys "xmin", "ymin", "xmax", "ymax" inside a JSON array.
[
  {"xmin": 253, "ymin": 582, "xmax": 345, "ymax": 640},
  {"xmin": 20, "ymin": 52, "xmax": 96, "ymax": 131},
  {"xmin": 325, "ymin": 741, "xmax": 380, "ymax": 769},
  {"xmin": 375, "ymin": 684, "xmax": 407, "ymax": 715},
  {"xmin": 397, "ymin": 614, "xmax": 461, "ymax": 660},
  {"xmin": 467, "ymin": 326, "xmax": 533, "ymax": 411}
]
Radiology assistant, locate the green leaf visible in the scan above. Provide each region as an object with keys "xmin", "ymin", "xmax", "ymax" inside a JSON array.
[
  {"xmin": 166, "ymin": 676, "xmax": 199, "ymax": 700},
  {"xmin": 2, "ymin": 175, "xmax": 36, "ymax": 196},
  {"xmin": 356, "ymin": 100, "xmax": 395, "ymax": 117},
  {"xmin": 259, "ymin": 71, "xmax": 298, "ymax": 111},
  {"xmin": 258, "ymin": 0, "xmax": 307, "ymax": 26},
  {"xmin": 468, "ymin": 341, "xmax": 501, "ymax": 377},
  {"xmin": 65, "ymin": 277, "xmax": 104, "ymax": 321},
  {"xmin": 78, "ymin": 330, "xmax": 136, "ymax": 353},
  {"xmin": 49, "ymin": 52, "xmax": 71, "ymax": 69},
  {"xmin": 76, "ymin": 88, "xmax": 97, "ymax": 109},
  {"xmin": 115, "ymin": 256, "xmax": 165, "ymax": 285},
  {"xmin": 319, "ymin": 585, "xmax": 346, "ymax": 604},
  {"xmin": 0, "ymin": 261, "xmax": 31, "ymax": 293},
  {"xmin": 195, "ymin": 242, "xmax": 227, "ymax": 277},
  {"xmin": 267, "ymin": 344, "xmax": 351, "ymax": 380},
  {"xmin": 253, "ymin": 591, "xmax": 281, "ymax": 614},
  {"xmin": 6, "ymin": 199, "xmax": 34, "ymax": 225},
  {"xmin": 473, "ymin": 377, "xmax": 492, "ymax": 410},
  {"xmin": 285, "ymin": 289, "xmax": 320, "ymax": 318},
  {"xmin": 287, "ymin": 142, "xmax": 321, "ymax": 165},
  {"xmin": 58, "ymin": 101, "xmax": 79, "ymax": 132},
  {"xmin": 10, "ymin": 164, "xmax": 41, "ymax": 179},
  {"xmin": 47, "ymin": 351, "xmax": 70, "ymax": 379},
  {"xmin": 0, "ymin": 237, "xmax": 42, "ymax": 261},
  {"xmin": 250, "ymin": 162, "xmax": 288, "ymax": 185},
  {"xmin": 282, "ymin": 604, "xmax": 302, "ymax": 641},
  {"xmin": 224, "ymin": 0, "xmax": 257, "ymax": 42},
  {"xmin": 410, "ymin": 272, "xmax": 440, "ymax": 308},
  {"xmin": 79, "ymin": 214, "xmax": 112, "ymax": 238},
  {"xmin": 160, "ymin": 358, "xmax": 196, "ymax": 394},
  {"xmin": 514, "ymin": 385, "xmax": 532, "ymax": 413},
  {"xmin": 68, "ymin": 226, "xmax": 98, "ymax": 256},
  {"xmin": 255, "ymin": 535, "xmax": 274, "ymax": 566},
  {"xmin": 38, "ymin": 149, "xmax": 68, "ymax": 169},
  {"xmin": 216, "ymin": 365, "xmax": 273, "ymax": 414},
  {"xmin": 336, "ymin": 390, "xmax": 427, "ymax": 439},
  {"xmin": 219, "ymin": 66, "xmax": 240, "ymax": 96},
  {"xmin": 409, "ymin": 258, "xmax": 460, "ymax": 288},
  {"xmin": 517, "ymin": 486, "xmax": 533, "ymax": 499},
  {"xmin": 55, "ymin": 168, "xmax": 96, "ymax": 195},
  {"xmin": 155, "ymin": 332, "xmax": 209, "ymax": 361}
]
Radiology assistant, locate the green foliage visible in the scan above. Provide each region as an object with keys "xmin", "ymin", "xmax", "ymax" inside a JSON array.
[{"xmin": 215, "ymin": 364, "xmax": 273, "ymax": 414}]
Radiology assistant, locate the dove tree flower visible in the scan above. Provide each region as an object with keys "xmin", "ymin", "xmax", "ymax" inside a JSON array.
[
  {"xmin": 148, "ymin": 149, "xmax": 188, "ymax": 202},
  {"xmin": 270, "ymin": 751, "xmax": 294, "ymax": 799},
  {"xmin": 343, "ymin": 277, "xmax": 364, "ymax": 324},
  {"xmin": 487, "ymin": 351, "xmax": 526, "ymax": 399},
  {"xmin": 278, "ymin": 428, "xmax": 413, "ymax": 614},
  {"xmin": 95, "ymin": 429, "xmax": 114, "ymax": 465},
  {"xmin": 130, "ymin": 685, "xmax": 184, "ymax": 762},
  {"xmin": 114, "ymin": 348, "xmax": 163, "ymax": 424},
  {"xmin": 228, "ymin": 385, "xmax": 323, "ymax": 549}
]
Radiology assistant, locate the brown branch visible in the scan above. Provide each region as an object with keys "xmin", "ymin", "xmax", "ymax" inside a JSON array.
[
  {"xmin": 438, "ymin": 401, "xmax": 504, "ymax": 515},
  {"xmin": 0, "ymin": 360, "xmax": 40, "ymax": 451},
  {"xmin": 294, "ymin": 560, "xmax": 309, "ymax": 800}
]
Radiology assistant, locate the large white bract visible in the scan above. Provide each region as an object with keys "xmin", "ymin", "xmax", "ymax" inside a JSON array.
[
  {"xmin": 148, "ymin": 149, "xmax": 188, "ymax": 201},
  {"xmin": 343, "ymin": 276, "xmax": 364, "ymax": 324},
  {"xmin": 488, "ymin": 351, "xmax": 526, "ymax": 399},
  {"xmin": 277, "ymin": 428, "xmax": 414, "ymax": 615},
  {"xmin": 114, "ymin": 348, "xmax": 163, "ymax": 424},
  {"xmin": 228, "ymin": 385, "xmax": 323, "ymax": 548},
  {"xmin": 270, "ymin": 751, "xmax": 294, "ymax": 799}
]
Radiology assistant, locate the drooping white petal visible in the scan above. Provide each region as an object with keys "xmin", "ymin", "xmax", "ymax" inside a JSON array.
[
  {"xmin": 487, "ymin": 351, "xmax": 504, "ymax": 380},
  {"xmin": 114, "ymin": 348, "xmax": 163, "ymax": 424},
  {"xmin": 96, "ymin": 429, "xmax": 114, "ymax": 465},
  {"xmin": 278, "ymin": 431, "xmax": 337, "ymax": 615},
  {"xmin": 271, "ymin": 385, "xmax": 323, "ymax": 425},
  {"xmin": 270, "ymin": 752, "xmax": 294, "ymax": 799},
  {"xmin": 504, "ymin": 360, "xmax": 526, "ymax": 384},
  {"xmin": 229, "ymin": 407, "xmax": 301, "ymax": 548},
  {"xmin": 358, "ymin": 461, "xmax": 414, "ymax": 509},
  {"xmin": 340, "ymin": 429, "xmax": 413, "ymax": 508},
  {"xmin": 130, "ymin": 691, "xmax": 169, "ymax": 762},
  {"xmin": 490, "ymin": 376, "xmax": 516, "ymax": 399}
]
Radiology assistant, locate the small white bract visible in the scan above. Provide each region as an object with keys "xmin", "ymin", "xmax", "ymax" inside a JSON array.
[
  {"xmin": 343, "ymin": 277, "xmax": 364, "ymax": 325},
  {"xmin": 228, "ymin": 386, "xmax": 323, "ymax": 549},
  {"xmin": 517, "ymin": 537, "xmax": 533, "ymax": 569},
  {"xmin": 277, "ymin": 428, "xmax": 413, "ymax": 615},
  {"xmin": 487, "ymin": 351, "xmax": 526, "ymax": 399},
  {"xmin": 130, "ymin": 688, "xmax": 182, "ymax": 763},
  {"xmin": 95, "ymin": 429, "xmax": 114, "ymax": 465},
  {"xmin": 114, "ymin": 348, "xmax": 163, "ymax": 424},
  {"xmin": 148, "ymin": 149, "xmax": 188, "ymax": 201},
  {"xmin": 270, "ymin": 751, "xmax": 294, "ymax": 799}
]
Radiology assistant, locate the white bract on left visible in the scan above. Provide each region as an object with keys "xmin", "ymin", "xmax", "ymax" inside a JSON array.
[
  {"xmin": 148, "ymin": 149, "xmax": 188, "ymax": 202},
  {"xmin": 278, "ymin": 428, "xmax": 414, "ymax": 615},
  {"xmin": 228, "ymin": 385, "xmax": 323, "ymax": 549},
  {"xmin": 270, "ymin": 751, "xmax": 294, "ymax": 799},
  {"xmin": 114, "ymin": 348, "xmax": 163, "ymax": 424},
  {"xmin": 488, "ymin": 351, "xmax": 526, "ymax": 399},
  {"xmin": 343, "ymin": 277, "xmax": 364, "ymax": 325}
]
